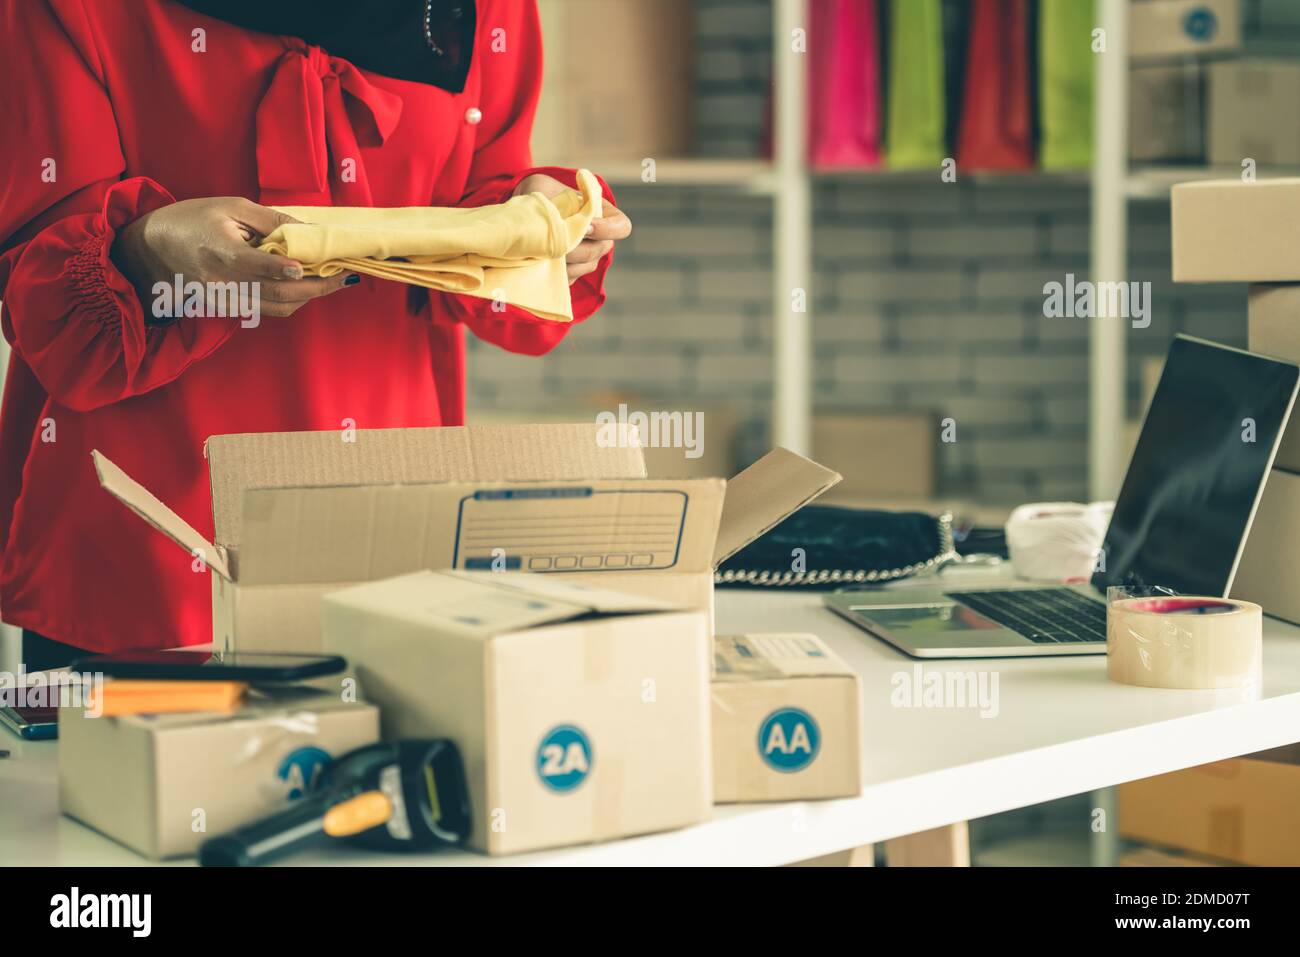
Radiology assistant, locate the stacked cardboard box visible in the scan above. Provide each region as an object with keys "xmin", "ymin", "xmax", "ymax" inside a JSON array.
[
  {"xmin": 60, "ymin": 686, "xmax": 378, "ymax": 859},
  {"xmin": 1128, "ymin": 0, "xmax": 1241, "ymax": 163},
  {"xmin": 1119, "ymin": 746, "xmax": 1300, "ymax": 865},
  {"xmin": 323, "ymin": 570, "xmax": 713, "ymax": 855},
  {"xmin": 812, "ymin": 412, "xmax": 937, "ymax": 503},
  {"xmin": 1172, "ymin": 178, "xmax": 1300, "ymax": 625},
  {"xmin": 1130, "ymin": 0, "xmax": 1240, "ymax": 63},
  {"xmin": 1140, "ymin": 182, "xmax": 1300, "ymax": 862},
  {"xmin": 532, "ymin": 0, "xmax": 693, "ymax": 165},
  {"xmin": 1208, "ymin": 60, "xmax": 1300, "ymax": 167}
]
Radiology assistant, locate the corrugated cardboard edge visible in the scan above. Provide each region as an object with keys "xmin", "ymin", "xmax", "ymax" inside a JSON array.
[
  {"xmin": 91, "ymin": 450, "xmax": 231, "ymax": 580},
  {"xmin": 712, "ymin": 448, "xmax": 842, "ymax": 566}
]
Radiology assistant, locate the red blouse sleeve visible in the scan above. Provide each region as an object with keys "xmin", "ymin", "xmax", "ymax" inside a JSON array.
[
  {"xmin": 0, "ymin": 0, "xmax": 240, "ymax": 413},
  {"xmin": 440, "ymin": 0, "xmax": 615, "ymax": 356}
]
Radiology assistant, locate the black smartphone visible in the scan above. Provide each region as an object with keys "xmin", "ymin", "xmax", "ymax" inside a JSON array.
[
  {"xmin": 70, "ymin": 651, "xmax": 347, "ymax": 682},
  {"xmin": 0, "ymin": 702, "xmax": 59, "ymax": 740}
]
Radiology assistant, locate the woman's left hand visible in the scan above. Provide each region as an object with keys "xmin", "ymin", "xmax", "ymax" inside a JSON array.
[{"xmin": 513, "ymin": 173, "xmax": 632, "ymax": 284}]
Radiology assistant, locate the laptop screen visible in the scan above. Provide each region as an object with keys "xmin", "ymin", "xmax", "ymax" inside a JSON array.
[{"xmin": 1092, "ymin": 335, "xmax": 1299, "ymax": 597}]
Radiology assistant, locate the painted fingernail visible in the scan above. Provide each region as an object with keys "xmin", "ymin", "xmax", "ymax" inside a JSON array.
[
  {"xmin": 344, "ymin": 274, "xmax": 361, "ymax": 286},
  {"xmin": 283, "ymin": 264, "xmax": 303, "ymax": 280},
  {"xmin": 586, "ymin": 224, "xmax": 595, "ymax": 235}
]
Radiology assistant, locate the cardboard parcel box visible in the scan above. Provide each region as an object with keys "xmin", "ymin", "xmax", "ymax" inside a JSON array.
[
  {"xmin": 1129, "ymin": 0, "xmax": 1240, "ymax": 62},
  {"xmin": 59, "ymin": 686, "xmax": 378, "ymax": 859},
  {"xmin": 1171, "ymin": 178, "xmax": 1300, "ymax": 282},
  {"xmin": 1246, "ymin": 283, "xmax": 1300, "ymax": 472},
  {"xmin": 322, "ymin": 570, "xmax": 711, "ymax": 855},
  {"xmin": 711, "ymin": 633, "xmax": 862, "ymax": 803},
  {"xmin": 94, "ymin": 427, "xmax": 839, "ymax": 653},
  {"xmin": 1118, "ymin": 745, "xmax": 1300, "ymax": 866}
]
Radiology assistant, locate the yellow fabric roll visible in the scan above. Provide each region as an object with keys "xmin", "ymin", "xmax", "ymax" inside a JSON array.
[{"xmin": 258, "ymin": 168, "xmax": 602, "ymax": 323}]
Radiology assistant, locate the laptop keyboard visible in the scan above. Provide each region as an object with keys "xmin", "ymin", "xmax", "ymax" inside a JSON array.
[{"xmin": 945, "ymin": 588, "xmax": 1108, "ymax": 644}]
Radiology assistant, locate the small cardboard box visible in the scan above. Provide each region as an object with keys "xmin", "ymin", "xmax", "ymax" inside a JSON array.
[
  {"xmin": 1231, "ymin": 467, "xmax": 1300, "ymax": 624},
  {"xmin": 1118, "ymin": 745, "xmax": 1300, "ymax": 866},
  {"xmin": 94, "ymin": 426, "xmax": 838, "ymax": 653},
  {"xmin": 711, "ymin": 633, "xmax": 861, "ymax": 803},
  {"xmin": 1247, "ymin": 284, "xmax": 1300, "ymax": 471},
  {"xmin": 813, "ymin": 412, "xmax": 936, "ymax": 502},
  {"xmin": 533, "ymin": 0, "xmax": 693, "ymax": 164},
  {"xmin": 59, "ymin": 686, "xmax": 378, "ymax": 859},
  {"xmin": 1208, "ymin": 60, "xmax": 1300, "ymax": 167},
  {"xmin": 322, "ymin": 570, "xmax": 712, "ymax": 855},
  {"xmin": 1129, "ymin": 0, "xmax": 1240, "ymax": 62},
  {"xmin": 1171, "ymin": 178, "xmax": 1300, "ymax": 282},
  {"xmin": 1130, "ymin": 63, "xmax": 1204, "ymax": 163}
]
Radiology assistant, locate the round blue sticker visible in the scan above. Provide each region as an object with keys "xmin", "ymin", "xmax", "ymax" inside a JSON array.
[
  {"xmin": 277, "ymin": 746, "xmax": 332, "ymax": 800},
  {"xmin": 536, "ymin": 724, "xmax": 593, "ymax": 792},
  {"xmin": 757, "ymin": 708, "xmax": 820, "ymax": 773},
  {"xmin": 1182, "ymin": 8, "xmax": 1218, "ymax": 42}
]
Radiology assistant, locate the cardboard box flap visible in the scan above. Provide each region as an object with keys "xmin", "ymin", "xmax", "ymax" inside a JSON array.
[
  {"xmin": 448, "ymin": 569, "xmax": 684, "ymax": 614},
  {"xmin": 206, "ymin": 423, "xmax": 646, "ymax": 547},
  {"xmin": 327, "ymin": 570, "xmax": 596, "ymax": 639},
  {"xmin": 236, "ymin": 477, "xmax": 725, "ymax": 586},
  {"xmin": 91, "ymin": 450, "xmax": 231, "ymax": 581},
  {"xmin": 713, "ymin": 633, "xmax": 856, "ymax": 683},
  {"xmin": 712, "ymin": 449, "xmax": 841, "ymax": 566}
]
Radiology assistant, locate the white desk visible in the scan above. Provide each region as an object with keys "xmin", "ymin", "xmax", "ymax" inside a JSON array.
[{"xmin": 5, "ymin": 570, "xmax": 1300, "ymax": 866}]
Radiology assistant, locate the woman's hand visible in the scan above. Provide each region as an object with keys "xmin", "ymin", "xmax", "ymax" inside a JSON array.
[
  {"xmin": 111, "ymin": 197, "xmax": 356, "ymax": 318},
  {"xmin": 513, "ymin": 174, "xmax": 632, "ymax": 284}
]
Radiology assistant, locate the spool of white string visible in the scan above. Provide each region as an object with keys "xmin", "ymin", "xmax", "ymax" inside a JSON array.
[{"xmin": 1004, "ymin": 501, "xmax": 1113, "ymax": 582}]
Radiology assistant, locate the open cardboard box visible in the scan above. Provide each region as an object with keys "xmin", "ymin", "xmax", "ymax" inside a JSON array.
[{"xmin": 93, "ymin": 424, "xmax": 840, "ymax": 653}]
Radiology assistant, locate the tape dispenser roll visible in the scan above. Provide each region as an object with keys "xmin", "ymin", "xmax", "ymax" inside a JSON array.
[{"xmin": 1106, "ymin": 595, "xmax": 1262, "ymax": 690}]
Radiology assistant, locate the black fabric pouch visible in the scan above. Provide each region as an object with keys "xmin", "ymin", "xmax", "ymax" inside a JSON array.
[{"xmin": 715, "ymin": 505, "xmax": 956, "ymax": 589}]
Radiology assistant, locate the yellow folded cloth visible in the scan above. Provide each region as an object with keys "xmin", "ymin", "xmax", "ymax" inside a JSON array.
[{"xmin": 258, "ymin": 169, "xmax": 602, "ymax": 323}]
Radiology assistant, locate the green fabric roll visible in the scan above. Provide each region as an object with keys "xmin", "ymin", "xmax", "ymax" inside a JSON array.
[
  {"xmin": 1039, "ymin": 0, "xmax": 1096, "ymax": 170},
  {"xmin": 885, "ymin": 0, "xmax": 947, "ymax": 170}
]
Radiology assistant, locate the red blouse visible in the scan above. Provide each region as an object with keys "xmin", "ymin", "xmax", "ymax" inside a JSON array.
[{"xmin": 0, "ymin": 0, "xmax": 613, "ymax": 652}]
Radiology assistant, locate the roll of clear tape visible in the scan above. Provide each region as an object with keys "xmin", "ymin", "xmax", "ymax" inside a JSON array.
[{"xmin": 1107, "ymin": 596, "xmax": 1262, "ymax": 690}]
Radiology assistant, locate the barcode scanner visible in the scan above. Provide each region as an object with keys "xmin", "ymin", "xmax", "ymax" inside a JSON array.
[{"xmin": 199, "ymin": 739, "xmax": 471, "ymax": 866}]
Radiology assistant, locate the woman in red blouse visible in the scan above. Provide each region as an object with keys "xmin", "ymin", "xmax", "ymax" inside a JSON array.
[{"xmin": 0, "ymin": 0, "xmax": 630, "ymax": 668}]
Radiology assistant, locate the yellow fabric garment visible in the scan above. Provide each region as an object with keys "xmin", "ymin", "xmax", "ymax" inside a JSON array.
[{"xmin": 258, "ymin": 169, "xmax": 602, "ymax": 323}]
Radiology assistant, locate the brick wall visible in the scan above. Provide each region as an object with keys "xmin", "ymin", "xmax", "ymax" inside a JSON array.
[{"xmin": 469, "ymin": 0, "xmax": 1287, "ymax": 505}]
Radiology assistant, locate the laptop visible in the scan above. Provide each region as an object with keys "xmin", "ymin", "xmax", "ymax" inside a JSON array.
[{"xmin": 825, "ymin": 335, "xmax": 1300, "ymax": 658}]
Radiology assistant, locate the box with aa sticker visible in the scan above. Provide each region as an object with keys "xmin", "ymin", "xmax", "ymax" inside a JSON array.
[
  {"xmin": 323, "ymin": 569, "xmax": 712, "ymax": 855},
  {"xmin": 711, "ymin": 633, "xmax": 861, "ymax": 803}
]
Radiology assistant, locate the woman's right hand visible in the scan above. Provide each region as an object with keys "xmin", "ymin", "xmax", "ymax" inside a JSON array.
[{"xmin": 111, "ymin": 197, "xmax": 356, "ymax": 318}]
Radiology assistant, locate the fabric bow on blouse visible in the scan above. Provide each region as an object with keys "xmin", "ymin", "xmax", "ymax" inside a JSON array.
[{"xmin": 256, "ymin": 39, "xmax": 404, "ymax": 205}]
